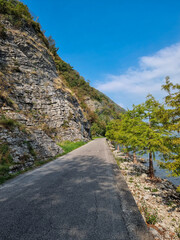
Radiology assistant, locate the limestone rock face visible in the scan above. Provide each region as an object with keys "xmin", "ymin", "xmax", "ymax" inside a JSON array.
[{"xmin": 0, "ymin": 18, "xmax": 90, "ymax": 168}]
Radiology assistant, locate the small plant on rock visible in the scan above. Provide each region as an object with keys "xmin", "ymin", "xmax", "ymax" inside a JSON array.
[
  {"xmin": 175, "ymin": 224, "xmax": 180, "ymax": 238},
  {"xmin": 129, "ymin": 177, "xmax": 134, "ymax": 182},
  {"xmin": 151, "ymin": 188, "xmax": 158, "ymax": 192},
  {"xmin": 0, "ymin": 23, "xmax": 6, "ymax": 39},
  {"xmin": 140, "ymin": 202, "xmax": 158, "ymax": 225},
  {"xmin": 176, "ymin": 185, "xmax": 180, "ymax": 193}
]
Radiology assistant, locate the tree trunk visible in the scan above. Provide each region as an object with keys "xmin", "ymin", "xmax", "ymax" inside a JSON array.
[
  {"xmin": 133, "ymin": 152, "xmax": 137, "ymax": 164},
  {"xmin": 149, "ymin": 152, "xmax": 154, "ymax": 178},
  {"xmin": 117, "ymin": 144, "xmax": 119, "ymax": 150}
]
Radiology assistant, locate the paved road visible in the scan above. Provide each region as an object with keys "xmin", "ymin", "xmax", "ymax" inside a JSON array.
[{"xmin": 0, "ymin": 138, "xmax": 152, "ymax": 240}]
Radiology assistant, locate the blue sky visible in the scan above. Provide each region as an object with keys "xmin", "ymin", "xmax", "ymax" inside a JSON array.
[{"xmin": 22, "ymin": 0, "xmax": 180, "ymax": 109}]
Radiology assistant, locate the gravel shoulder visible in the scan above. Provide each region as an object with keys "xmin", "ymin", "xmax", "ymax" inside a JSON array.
[{"xmin": 109, "ymin": 142, "xmax": 180, "ymax": 240}]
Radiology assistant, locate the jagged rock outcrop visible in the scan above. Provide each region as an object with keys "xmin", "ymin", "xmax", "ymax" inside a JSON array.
[{"xmin": 0, "ymin": 17, "xmax": 90, "ymax": 169}]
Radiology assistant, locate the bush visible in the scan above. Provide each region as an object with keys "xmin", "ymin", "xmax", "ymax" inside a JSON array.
[
  {"xmin": 176, "ymin": 185, "xmax": 180, "ymax": 193},
  {"xmin": 0, "ymin": 116, "xmax": 18, "ymax": 129},
  {"xmin": 0, "ymin": 143, "xmax": 12, "ymax": 165},
  {"xmin": 0, "ymin": 23, "xmax": 6, "ymax": 39},
  {"xmin": 0, "ymin": 0, "xmax": 49, "ymax": 48},
  {"xmin": 0, "ymin": 115, "xmax": 25, "ymax": 131},
  {"xmin": 0, "ymin": 0, "xmax": 32, "ymax": 19}
]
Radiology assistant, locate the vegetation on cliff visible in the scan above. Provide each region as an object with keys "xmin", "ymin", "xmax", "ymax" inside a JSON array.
[{"xmin": 54, "ymin": 55, "xmax": 124, "ymax": 136}]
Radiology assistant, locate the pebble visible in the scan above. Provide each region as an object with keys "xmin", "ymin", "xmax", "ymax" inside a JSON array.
[{"xmin": 110, "ymin": 144, "xmax": 180, "ymax": 240}]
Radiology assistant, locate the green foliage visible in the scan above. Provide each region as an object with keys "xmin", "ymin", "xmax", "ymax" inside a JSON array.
[
  {"xmin": 0, "ymin": 143, "xmax": 13, "ymax": 184},
  {"xmin": 0, "ymin": 0, "xmax": 32, "ymax": 25},
  {"xmin": 0, "ymin": 74, "xmax": 15, "ymax": 108},
  {"xmin": 54, "ymin": 56, "xmax": 103, "ymax": 102},
  {"xmin": 106, "ymin": 119, "xmax": 122, "ymax": 141},
  {"xmin": 58, "ymin": 141, "xmax": 86, "ymax": 155},
  {"xmin": 91, "ymin": 122, "xmax": 106, "ymax": 137},
  {"xmin": 106, "ymin": 79, "xmax": 180, "ymax": 177},
  {"xmin": 53, "ymin": 55, "xmax": 123, "ymax": 136},
  {"xmin": 47, "ymin": 36, "xmax": 59, "ymax": 56},
  {"xmin": 176, "ymin": 185, "xmax": 180, "ymax": 193},
  {"xmin": 176, "ymin": 225, "xmax": 180, "ymax": 238},
  {"xmin": 0, "ymin": 0, "xmax": 49, "ymax": 48},
  {"xmin": 151, "ymin": 188, "xmax": 158, "ymax": 192},
  {"xmin": 0, "ymin": 22, "xmax": 6, "ymax": 39},
  {"xmin": 160, "ymin": 77, "xmax": 180, "ymax": 176},
  {"xmin": 0, "ymin": 115, "xmax": 19, "ymax": 129},
  {"xmin": 140, "ymin": 202, "xmax": 158, "ymax": 225},
  {"xmin": 0, "ymin": 0, "xmax": 31, "ymax": 17},
  {"xmin": 61, "ymin": 120, "xmax": 69, "ymax": 129},
  {"xmin": 106, "ymin": 95, "xmax": 171, "ymax": 177},
  {"xmin": 26, "ymin": 141, "xmax": 36, "ymax": 158},
  {"xmin": 0, "ymin": 115, "xmax": 27, "ymax": 133},
  {"xmin": 0, "ymin": 143, "xmax": 12, "ymax": 164}
]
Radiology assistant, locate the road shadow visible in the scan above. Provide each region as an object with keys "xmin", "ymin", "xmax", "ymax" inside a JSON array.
[{"xmin": 0, "ymin": 150, "xmax": 152, "ymax": 240}]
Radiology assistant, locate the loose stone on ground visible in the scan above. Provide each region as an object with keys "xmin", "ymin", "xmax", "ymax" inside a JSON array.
[{"xmin": 108, "ymin": 141, "xmax": 180, "ymax": 240}]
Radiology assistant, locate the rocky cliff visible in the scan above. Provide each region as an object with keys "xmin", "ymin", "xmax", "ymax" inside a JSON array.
[
  {"xmin": 0, "ymin": 15, "xmax": 90, "ymax": 173},
  {"xmin": 0, "ymin": 0, "xmax": 124, "ymax": 176}
]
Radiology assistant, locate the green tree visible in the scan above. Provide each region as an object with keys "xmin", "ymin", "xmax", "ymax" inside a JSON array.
[
  {"xmin": 131, "ymin": 95, "xmax": 170, "ymax": 178},
  {"xmin": 106, "ymin": 119, "xmax": 122, "ymax": 141},
  {"xmin": 160, "ymin": 77, "xmax": 180, "ymax": 176},
  {"xmin": 120, "ymin": 111, "xmax": 145, "ymax": 164},
  {"xmin": 47, "ymin": 36, "xmax": 59, "ymax": 56}
]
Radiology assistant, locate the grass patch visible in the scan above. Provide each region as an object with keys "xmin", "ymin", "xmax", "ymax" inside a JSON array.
[
  {"xmin": 0, "ymin": 115, "xmax": 26, "ymax": 132},
  {"xmin": 0, "ymin": 143, "xmax": 13, "ymax": 184},
  {"xmin": 58, "ymin": 141, "xmax": 86, "ymax": 155},
  {"xmin": 151, "ymin": 188, "xmax": 158, "ymax": 192},
  {"xmin": 140, "ymin": 202, "xmax": 158, "ymax": 225},
  {"xmin": 176, "ymin": 224, "xmax": 180, "ymax": 238},
  {"xmin": 0, "ymin": 116, "xmax": 18, "ymax": 129},
  {"xmin": 116, "ymin": 158, "xmax": 122, "ymax": 169},
  {"xmin": 129, "ymin": 177, "xmax": 134, "ymax": 183},
  {"xmin": 92, "ymin": 136, "xmax": 104, "ymax": 140}
]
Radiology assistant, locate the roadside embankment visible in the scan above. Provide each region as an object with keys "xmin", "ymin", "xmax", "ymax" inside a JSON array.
[{"xmin": 108, "ymin": 141, "xmax": 180, "ymax": 240}]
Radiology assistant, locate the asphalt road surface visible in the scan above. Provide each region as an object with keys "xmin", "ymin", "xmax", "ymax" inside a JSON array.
[{"xmin": 0, "ymin": 138, "xmax": 153, "ymax": 240}]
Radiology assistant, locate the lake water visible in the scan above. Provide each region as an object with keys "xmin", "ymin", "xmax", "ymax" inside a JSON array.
[
  {"xmin": 143, "ymin": 154, "xmax": 180, "ymax": 186},
  {"xmin": 115, "ymin": 144, "xmax": 180, "ymax": 186}
]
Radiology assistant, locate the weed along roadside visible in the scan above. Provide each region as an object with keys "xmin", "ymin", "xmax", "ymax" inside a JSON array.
[
  {"xmin": 107, "ymin": 140, "xmax": 180, "ymax": 240},
  {"xmin": 0, "ymin": 140, "xmax": 87, "ymax": 185},
  {"xmin": 57, "ymin": 141, "xmax": 86, "ymax": 155}
]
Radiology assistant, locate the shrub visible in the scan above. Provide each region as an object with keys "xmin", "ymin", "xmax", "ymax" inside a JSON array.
[
  {"xmin": 151, "ymin": 188, "xmax": 158, "ymax": 192},
  {"xmin": 26, "ymin": 141, "xmax": 36, "ymax": 158},
  {"xmin": 176, "ymin": 225, "xmax": 180, "ymax": 238},
  {"xmin": 0, "ymin": 115, "xmax": 25, "ymax": 131},
  {"xmin": 0, "ymin": 116, "xmax": 18, "ymax": 129},
  {"xmin": 0, "ymin": 23, "xmax": 6, "ymax": 39},
  {"xmin": 176, "ymin": 185, "xmax": 180, "ymax": 193},
  {"xmin": 61, "ymin": 120, "xmax": 69, "ymax": 129},
  {"xmin": 0, "ymin": 143, "xmax": 12, "ymax": 165},
  {"xmin": 140, "ymin": 202, "xmax": 158, "ymax": 225},
  {"xmin": 0, "ymin": 0, "xmax": 49, "ymax": 48}
]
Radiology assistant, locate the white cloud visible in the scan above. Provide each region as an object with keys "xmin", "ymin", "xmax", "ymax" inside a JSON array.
[{"xmin": 97, "ymin": 43, "xmax": 180, "ymax": 96}]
